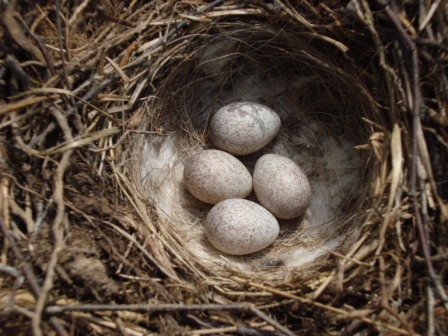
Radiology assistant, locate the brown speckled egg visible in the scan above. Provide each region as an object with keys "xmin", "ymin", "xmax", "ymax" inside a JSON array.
[
  {"xmin": 205, "ymin": 199, "xmax": 279, "ymax": 255},
  {"xmin": 210, "ymin": 102, "xmax": 281, "ymax": 155},
  {"xmin": 253, "ymin": 154, "xmax": 311, "ymax": 219},
  {"xmin": 183, "ymin": 150, "xmax": 252, "ymax": 204}
]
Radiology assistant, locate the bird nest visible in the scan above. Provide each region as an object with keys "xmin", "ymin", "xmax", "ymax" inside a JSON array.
[
  {"xmin": 1, "ymin": 1, "xmax": 447, "ymax": 335},
  {"xmin": 129, "ymin": 26, "xmax": 376, "ymax": 274}
]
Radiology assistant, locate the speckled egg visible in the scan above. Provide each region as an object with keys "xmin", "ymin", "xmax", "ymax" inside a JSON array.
[
  {"xmin": 183, "ymin": 150, "xmax": 252, "ymax": 204},
  {"xmin": 253, "ymin": 154, "xmax": 311, "ymax": 219},
  {"xmin": 205, "ymin": 199, "xmax": 279, "ymax": 255},
  {"xmin": 210, "ymin": 102, "xmax": 281, "ymax": 155}
]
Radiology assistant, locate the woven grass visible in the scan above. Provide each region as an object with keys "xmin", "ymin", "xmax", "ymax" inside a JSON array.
[
  {"xmin": 128, "ymin": 25, "xmax": 377, "ymax": 276},
  {"xmin": 0, "ymin": 0, "xmax": 447, "ymax": 335}
]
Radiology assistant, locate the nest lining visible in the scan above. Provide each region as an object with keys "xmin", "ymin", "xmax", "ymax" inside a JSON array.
[{"xmin": 129, "ymin": 26, "xmax": 381, "ymax": 274}]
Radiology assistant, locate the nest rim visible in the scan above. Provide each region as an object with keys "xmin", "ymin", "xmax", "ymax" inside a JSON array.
[{"xmin": 126, "ymin": 23, "xmax": 389, "ymax": 281}]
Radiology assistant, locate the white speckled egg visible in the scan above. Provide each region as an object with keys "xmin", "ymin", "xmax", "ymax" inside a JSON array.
[
  {"xmin": 210, "ymin": 102, "xmax": 281, "ymax": 155},
  {"xmin": 253, "ymin": 154, "xmax": 311, "ymax": 219},
  {"xmin": 184, "ymin": 150, "xmax": 252, "ymax": 204},
  {"xmin": 205, "ymin": 199, "xmax": 279, "ymax": 255}
]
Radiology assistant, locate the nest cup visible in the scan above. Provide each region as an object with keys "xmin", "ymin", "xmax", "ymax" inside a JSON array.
[{"xmin": 129, "ymin": 26, "xmax": 381, "ymax": 276}]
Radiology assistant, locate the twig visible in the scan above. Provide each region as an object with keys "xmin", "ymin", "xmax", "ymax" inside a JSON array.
[
  {"xmin": 44, "ymin": 303, "xmax": 295, "ymax": 336},
  {"xmin": 105, "ymin": 57, "xmax": 130, "ymax": 83},
  {"xmin": 0, "ymin": 263, "xmax": 21, "ymax": 277},
  {"xmin": 415, "ymin": 251, "xmax": 448, "ymax": 263},
  {"xmin": 103, "ymin": 220, "xmax": 179, "ymax": 281},
  {"xmin": 418, "ymin": 0, "xmax": 441, "ymax": 32},
  {"xmin": 30, "ymin": 150, "xmax": 72, "ymax": 336},
  {"xmin": 70, "ymin": 0, "xmax": 226, "ymax": 113},
  {"xmin": 31, "ymin": 109, "xmax": 74, "ymax": 336},
  {"xmin": 378, "ymin": 256, "xmax": 415, "ymax": 335},
  {"xmin": 0, "ymin": 95, "xmax": 58, "ymax": 115},
  {"xmin": 416, "ymin": 38, "xmax": 448, "ymax": 52},
  {"xmin": 4, "ymin": 55, "xmax": 33, "ymax": 89},
  {"xmin": 17, "ymin": 126, "xmax": 120, "ymax": 156},
  {"xmin": 427, "ymin": 285, "xmax": 435, "ymax": 336},
  {"xmin": 0, "ymin": 216, "xmax": 42, "ymax": 298},
  {"xmin": 273, "ymin": 0, "xmax": 314, "ymax": 31},
  {"xmin": 96, "ymin": 6, "xmax": 136, "ymax": 28},
  {"xmin": 49, "ymin": 317, "xmax": 69, "ymax": 336},
  {"xmin": 8, "ymin": 197, "xmax": 35, "ymax": 233},
  {"xmin": 380, "ymin": 0, "xmax": 448, "ymax": 311},
  {"xmin": 114, "ymin": 318, "xmax": 129, "ymax": 336},
  {"xmin": 68, "ymin": 0, "xmax": 91, "ymax": 26},
  {"xmin": 0, "ymin": 263, "xmax": 24, "ymax": 312},
  {"xmin": 11, "ymin": 10, "xmax": 57, "ymax": 76},
  {"xmin": 248, "ymin": 306, "xmax": 293, "ymax": 336},
  {"xmin": 423, "ymin": 127, "xmax": 448, "ymax": 149},
  {"xmin": 2, "ymin": 2, "xmax": 45, "ymax": 63},
  {"xmin": 12, "ymin": 304, "xmax": 35, "ymax": 319},
  {"xmin": 55, "ymin": 0, "xmax": 72, "ymax": 91},
  {"xmin": 232, "ymin": 276, "xmax": 410, "ymax": 335},
  {"xmin": 1, "ymin": 217, "xmax": 67, "ymax": 336}
]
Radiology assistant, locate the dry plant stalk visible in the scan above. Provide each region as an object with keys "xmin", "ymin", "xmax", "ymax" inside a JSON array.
[{"xmin": 0, "ymin": 0, "xmax": 447, "ymax": 335}]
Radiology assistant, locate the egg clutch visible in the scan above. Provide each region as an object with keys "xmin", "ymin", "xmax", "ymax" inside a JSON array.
[{"xmin": 183, "ymin": 102, "xmax": 312, "ymax": 255}]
